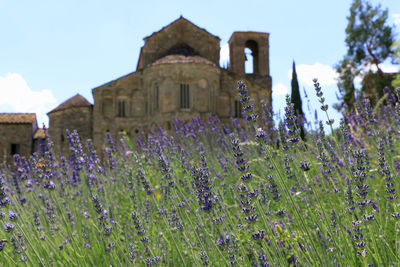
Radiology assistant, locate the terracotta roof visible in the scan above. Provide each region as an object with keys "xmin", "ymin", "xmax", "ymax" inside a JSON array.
[
  {"xmin": 48, "ymin": 94, "xmax": 92, "ymax": 114},
  {"xmin": 151, "ymin": 55, "xmax": 216, "ymax": 66},
  {"xmin": 33, "ymin": 128, "xmax": 45, "ymax": 139},
  {"xmin": 0, "ymin": 113, "xmax": 37, "ymax": 124}
]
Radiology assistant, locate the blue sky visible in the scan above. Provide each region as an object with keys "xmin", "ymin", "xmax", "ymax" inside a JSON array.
[{"xmin": 0, "ymin": 0, "xmax": 399, "ymax": 129}]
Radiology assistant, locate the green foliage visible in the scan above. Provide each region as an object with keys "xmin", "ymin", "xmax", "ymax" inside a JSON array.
[
  {"xmin": 335, "ymin": 57, "xmax": 357, "ymax": 111},
  {"xmin": 391, "ymin": 40, "xmax": 400, "ymax": 88},
  {"xmin": 392, "ymin": 73, "xmax": 400, "ymax": 88},
  {"xmin": 362, "ymin": 70, "xmax": 394, "ymax": 103},
  {"xmin": 336, "ymin": 0, "xmax": 397, "ymax": 111},
  {"xmin": 345, "ymin": 0, "xmax": 395, "ymax": 69},
  {"xmin": 290, "ymin": 61, "xmax": 305, "ymax": 141}
]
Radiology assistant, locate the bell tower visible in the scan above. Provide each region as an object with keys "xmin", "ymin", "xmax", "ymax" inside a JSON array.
[
  {"xmin": 228, "ymin": 31, "xmax": 272, "ymax": 115},
  {"xmin": 228, "ymin": 32, "xmax": 270, "ymax": 76}
]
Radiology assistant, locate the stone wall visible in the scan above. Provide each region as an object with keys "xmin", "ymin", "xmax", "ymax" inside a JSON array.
[
  {"xmin": 94, "ymin": 62, "xmax": 219, "ymax": 148},
  {"xmin": 219, "ymin": 70, "xmax": 270, "ymax": 121},
  {"xmin": 0, "ymin": 123, "xmax": 34, "ymax": 165},
  {"xmin": 48, "ymin": 106, "xmax": 93, "ymax": 156},
  {"xmin": 92, "ymin": 58, "xmax": 270, "ymax": 151}
]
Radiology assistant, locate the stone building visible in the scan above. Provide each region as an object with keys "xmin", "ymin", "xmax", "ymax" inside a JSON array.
[
  {"xmin": 49, "ymin": 16, "xmax": 272, "ymax": 154},
  {"xmin": 0, "ymin": 113, "xmax": 39, "ymax": 164},
  {"xmin": 48, "ymin": 94, "xmax": 93, "ymax": 155}
]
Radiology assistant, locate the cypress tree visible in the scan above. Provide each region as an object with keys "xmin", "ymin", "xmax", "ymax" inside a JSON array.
[{"xmin": 291, "ymin": 61, "xmax": 306, "ymax": 141}]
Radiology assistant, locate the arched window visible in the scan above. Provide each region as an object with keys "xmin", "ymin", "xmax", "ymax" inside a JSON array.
[
  {"xmin": 234, "ymin": 100, "xmax": 242, "ymax": 118},
  {"xmin": 154, "ymin": 83, "xmax": 159, "ymax": 111},
  {"xmin": 117, "ymin": 99, "xmax": 126, "ymax": 117},
  {"xmin": 244, "ymin": 48, "xmax": 253, "ymax": 74},
  {"xmin": 180, "ymin": 83, "xmax": 190, "ymax": 109},
  {"xmin": 244, "ymin": 40, "xmax": 259, "ymax": 74}
]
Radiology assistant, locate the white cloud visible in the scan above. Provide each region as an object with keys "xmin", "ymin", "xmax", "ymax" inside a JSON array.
[
  {"xmin": 289, "ymin": 62, "xmax": 338, "ymax": 86},
  {"xmin": 393, "ymin": 13, "xmax": 400, "ymax": 25},
  {"xmin": 219, "ymin": 43, "xmax": 229, "ymax": 67},
  {"xmin": 0, "ymin": 73, "xmax": 58, "ymax": 126},
  {"xmin": 272, "ymin": 82, "xmax": 289, "ymax": 96},
  {"xmin": 354, "ymin": 75, "xmax": 363, "ymax": 88},
  {"xmin": 370, "ymin": 63, "xmax": 398, "ymax": 73}
]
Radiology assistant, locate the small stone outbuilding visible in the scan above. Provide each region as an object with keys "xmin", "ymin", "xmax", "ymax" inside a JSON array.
[
  {"xmin": 47, "ymin": 94, "xmax": 93, "ymax": 155},
  {"xmin": 0, "ymin": 113, "xmax": 39, "ymax": 165}
]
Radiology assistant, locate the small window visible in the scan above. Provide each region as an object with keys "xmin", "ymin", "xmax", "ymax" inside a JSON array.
[
  {"xmin": 244, "ymin": 47, "xmax": 254, "ymax": 74},
  {"xmin": 11, "ymin": 144, "xmax": 20, "ymax": 155},
  {"xmin": 180, "ymin": 84, "xmax": 190, "ymax": 109},
  {"xmin": 244, "ymin": 40, "xmax": 259, "ymax": 74},
  {"xmin": 61, "ymin": 134, "xmax": 64, "ymax": 143},
  {"xmin": 234, "ymin": 100, "xmax": 242, "ymax": 118},
  {"xmin": 117, "ymin": 100, "xmax": 126, "ymax": 117},
  {"xmin": 154, "ymin": 84, "xmax": 159, "ymax": 111}
]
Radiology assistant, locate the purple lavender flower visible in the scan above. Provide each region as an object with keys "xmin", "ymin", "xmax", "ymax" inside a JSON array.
[
  {"xmin": 8, "ymin": 211, "xmax": 19, "ymax": 221},
  {"xmin": 145, "ymin": 256, "xmax": 161, "ymax": 266},
  {"xmin": 199, "ymin": 251, "xmax": 209, "ymax": 266},
  {"xmin": 5, "ymin": 222, "xmax": 15, "ymax": 233},
  {"xmin": 190, "ymin": 163, "xmax": 214, "ymax": 212},
  {"xmin": 136, "ymin": 168, "xmax": 153, "ymax": 195},
  {"xmin": 284, "ymin": 95, "xmax": 300, "ymax": 144},
  {"xmin": 0, "ymin": 174, "xmax": 10, "ymax": 208},
  {"xmin": 377, "ymin": 137, "xmax": 398, "ymax": 202},
  {"xmin": 155, "ymin": 142, "xmax": 175, "ymax": 200},
  {"xmin": 44, "ymin": 180, "xmax": 55, "ymax": 190},
  {"xmin": 0, "ymin": 239, "xmax": 6, "ymax": 251},
  {"xmin": 236, "ymin": 81, "xmax": 258, "ymax": 124},
  {"xmin": 299, "ymin": 161, "xmax": 310, "ymax": 171},
  {"xmin": 230, "ymin": 134, "xmax": 252, "ymax": 182}
]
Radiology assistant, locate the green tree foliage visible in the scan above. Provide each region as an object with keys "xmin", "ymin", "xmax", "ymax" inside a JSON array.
[
  {"xmin": 336, "ymin": 0, "xmax": 397, "ymax": 110},
  {"xmin": 362, "ymin": 70, "xmax": 394, "ymax": 100},
  {"xmin": 291, "ymin": 61, "xmax": 305, "ymax": 141},
  {"xmin": 392, "ymin": 40, "xmax": 400, "ymax": 88},
  {"xmin": 335, "ymin": 57, "xmax": 357, "ymax": 111},
  {"xmin": 392, "ymin": 73, "xmax": 400, "ymax": 89}
]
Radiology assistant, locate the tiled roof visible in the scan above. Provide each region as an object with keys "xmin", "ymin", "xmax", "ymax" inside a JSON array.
[
  {"xmin": 0, "ymin": 113, "xmax": 37, "ymax": 124},
  {"xmin": 48, "ymin": 94, "xmax": 91, "ymax": 114},
  {"xmin": 151, "ymin": 55, "xmax": 216, "ymax": 66}
]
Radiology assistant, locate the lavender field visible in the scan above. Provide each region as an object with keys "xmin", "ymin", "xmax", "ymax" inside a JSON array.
[{"xmin": 0, "ymin": 80, "xmax": 399, "ymax": 266}]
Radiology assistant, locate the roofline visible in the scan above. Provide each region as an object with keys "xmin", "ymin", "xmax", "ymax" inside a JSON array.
[
  {"xmin": 149, "ymin": 55, "xmax": 218, "ymax": 67},
  {"xmin": 47, "ymin": 93, "xmax": 92, "ymax": 114},
  {"xmin": 143, "ymin": 16, "xmax": 221, "ymax": 41},
  {"xmin": 92, "ymin": 70, "xmax": 141, "ymax": 93},
  {"xmin": 136, "ymin": 46, "xmax": 144, "ymax": 71},
  {"xmin": 47, "ymin": 104, "xmax": 93, "ymax": 115},
  {"xmin": 0, "ymin": 113, "xmax": 37, "ymax": 124},
  {"xmin": 0, "ymin": 112, "xmax": 36, "ymax": 115}
]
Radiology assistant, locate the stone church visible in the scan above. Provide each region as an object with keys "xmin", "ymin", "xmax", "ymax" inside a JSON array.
[{"xmin": 47, "ymin": 16, "xmax": 272, "ymax": 154}]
